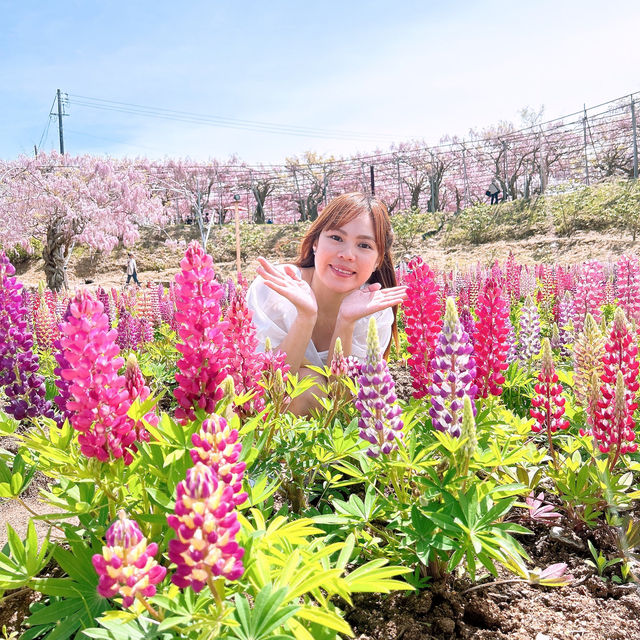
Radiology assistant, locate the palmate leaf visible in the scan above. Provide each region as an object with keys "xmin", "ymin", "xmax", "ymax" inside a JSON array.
[
  {"xmin": 342, "ymin": 559, "xmax": 413, "ymax": 594},
  {"xmin": 228, "ymin": 585, "xmax": 299, "ymax": 640},
  {"xmin": 0, "ymin": 521, "xmax": 52, "ymax": 590}
]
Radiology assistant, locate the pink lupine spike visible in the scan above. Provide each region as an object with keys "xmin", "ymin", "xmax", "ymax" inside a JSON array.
[{"xmin": 92, "ymin": 510, "xmax": 166, "ymax": 607}]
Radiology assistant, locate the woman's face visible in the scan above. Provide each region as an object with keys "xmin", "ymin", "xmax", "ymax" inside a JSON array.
[{"xmin": 312, "ymin": 211, "xmax": 380, "ymax": 294}]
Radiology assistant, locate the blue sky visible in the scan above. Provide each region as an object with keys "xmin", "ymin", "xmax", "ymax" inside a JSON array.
[{"xmin": 2, "ymin": 0, "xmax": 639, "ymax": 164}]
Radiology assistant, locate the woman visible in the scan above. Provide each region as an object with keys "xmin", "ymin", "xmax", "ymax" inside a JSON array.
[{"xmin": 247, "ymin": 192, "xmax": 407, "ymax": 415}]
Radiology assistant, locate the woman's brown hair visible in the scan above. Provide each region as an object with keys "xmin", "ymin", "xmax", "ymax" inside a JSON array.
[{"xmin": 294, "ymin": 192, "xmax": 399, "ymax": 357}]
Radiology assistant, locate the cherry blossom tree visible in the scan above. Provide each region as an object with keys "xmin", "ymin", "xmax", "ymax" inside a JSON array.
[{"xmin": 0, "ymin": 152, "xmax": 165, "ymax": 291}]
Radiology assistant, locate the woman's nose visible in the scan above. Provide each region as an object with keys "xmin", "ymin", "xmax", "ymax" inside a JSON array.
[{"xmin": 338, "ymin": 243, "xmax": 355, "ymax": 259}]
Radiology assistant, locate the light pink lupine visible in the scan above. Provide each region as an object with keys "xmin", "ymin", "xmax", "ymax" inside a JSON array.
[
  {"xmin": 92, "ymin": 510, "xmax": 166, "ymax": 607},
  {"xmin": 191, "ymin": 415, "xmax": 247, "ymax": 506},
  {"xmin": 616, "ymin": 254, "xmax": 640, "ymax": 324},
  {"xmin": 573, "ymin": 260, "xmax": 605, "ymax": 332},
  {"xmin": 167, "ymin": 463, "xmax": 245, "ymax": 591}
]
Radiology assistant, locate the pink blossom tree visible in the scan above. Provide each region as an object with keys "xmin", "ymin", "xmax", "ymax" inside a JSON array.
[{"xmin": 0, "ymin": 152, "xmax": 165, "ymax": 291}]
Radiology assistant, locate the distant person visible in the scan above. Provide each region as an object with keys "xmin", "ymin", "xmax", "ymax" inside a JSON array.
[
  {"xmin": 486, "ymin": 180, "xmax": 501, "ymax": 205},
  {"xmin": 126, "ymin": 253, "xmax": 140, "ymax": 286},
  {"xmin": 267, "ymin": 218, "xmax": 273, "ymax": 224}
]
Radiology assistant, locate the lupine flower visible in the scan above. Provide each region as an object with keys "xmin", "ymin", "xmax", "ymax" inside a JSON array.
[
  {"xmin": 96, "ymin": 287, "xmax": 114, "ymax": 328},
  {"xmin": 429, "ymin": 298, "xmax": 477, "ymax": 437},
  {"xmin": 191, "ymin": 414, "xmax": 247, "ymax": 506},
  {"xmin": 59, "ymin": 290, "xmax": 138, "ymax": 464},
  {"xmin": 0, "ymin": 253, "xmax": 54, "ymax": 421},
  {"xmin": 530, "ymin": 339, "xmax": 569, "ymax": 436},
  {"xmin": 573, "ymin": 260, "xmax": 605, "ymax": 332},
  {"xmin": 572, "ymin": 313, "xmax": 605, "ymax": 407},
  {"xmin": 330, "ymin": 337, "xmax": 348, "ymax": 377},
  {"xmin": 92, "ymin": 510, "xmax": 166, "ymax": 607},
  {"xmin": 459, "ymin": 395, "xmax": 477, "ymax": 465},
  {"xmin": 116, "ymin": 308, "xmax": 139, "ymax": 351},
  {"xmin": 174, "ymin": 242, "xmax": 230, "ymax": 424},
  {"xmin": 52, "ymin": 305, "xmax": 74, "ymax": 427},
  {"xmin": 459, "ymin": 308, "xmax": 476, "ymax": 350},
  {"xmin": 354, "ymin": 318, "xmax": 404, "ymax": 457},
  {"xmin": 519, "ymin": 267, "xmax": 536, "ymax": 299},
  {"xmin": 403, "ymin": 257, "xmax": 442, "ymax": 399},
  {"xmin": 505, "ymin": 316, "xmax": 517, "ymax": 365},
  {"xmin": 616, "ymin": 254, "xmax": 640, "ymax": 324},
  {"xmin": 590, "ymin": 308, "xmax": 639, "ymax": 462},
  {"xmin": 518, "ymin": 296, "xmax": 541, "ymax": 362},
  {"xmin": 34, "ymin": 295, "xmax": 59, "ymax": 350},
  {"xmin": 474, "ymin": 280, "xmax": 510, "ymax": 397},
  {"xmin": 167, "ymin": 462, "xmax": 245, "ymax": 591},
  {"xmin": 505, "ymin": 253, "xmax": 521, "ymax": 302},
  {"xmin": 555, "ymin": 291, "xmax": 574, "ymax": 357},
  {"xmin": 223, "ymin": 286, "xmax": 265, "ymax": 416}
]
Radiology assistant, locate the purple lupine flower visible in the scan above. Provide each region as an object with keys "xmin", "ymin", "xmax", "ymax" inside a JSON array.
[
  {"xmin": 556, "ymin": 291, "xmax": 574, "ymax": 357},
  {"xmin": 167, "ymin": 462, "xmax": 245, "ymax": 591},
  {"xmin": 354, "ymin": 318, "xmax": 404, "ymax": 458},
  {"xmin": 139, "ymin": 317, "xmax": 154, "ymax": 344},
  {"xmin": 519, "ymin": 296, "xmax": 541, "ymax": 362},
  {"xmin": 92, "ymin": 510, "xmax": 166, "ymax": 607},
  {"xmin": 53, "ymin": 305, "xmax": 74, "ymax": 427},
  {"xmin": 97, "ymin": 287, "xmax": 113, "ymax": 328},
  {"xmin": 428, "ymin": 297, "xmax": 477, "ymax": 437},
  {"xmin": 191, "ymin": 415, "xmax": 247, "ymax": 506},
  {"xmin": 459, "ymin": 307, "xmax": 476, "ymax": 350},
  {"xmin": 0, "ymin": 253, "xmax": 54, "ymax": 421},
  {"xmin": 505, "ymin": 316, "xmax": 517, "ymax": 365}
]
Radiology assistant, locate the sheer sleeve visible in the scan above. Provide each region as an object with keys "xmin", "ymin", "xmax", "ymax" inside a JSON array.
[
  {"xmin": 350, "ymin": 306, "xmax": 394, "ymax": 361},
  {"xmin": 246, "ymin": 267, "xmax": 325, "ymax": 367}
]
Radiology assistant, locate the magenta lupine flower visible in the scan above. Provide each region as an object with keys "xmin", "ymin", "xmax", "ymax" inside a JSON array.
[
  {"xmin": 616, "ymin": 254, "xmax": 640, "ymax": 324},
  {"xmin": 52, "ymin": 305, "xmax": 74, "ymax": 427},
  {"xmin": 505, "ymin": 253, "xmax": 521, "ymax": 302},
  {"xmin": 191, "ymin": 415, "xmax": 247, "ymax": 506},
  {"xmin": 403, "ymin": 257, "xmax": 442, "ymax": 399},
  {"xmin": 429, "ymin": 298, "xmax": 477, "ymax": 437},
  {"xmin": 173, "ymin": 242, "xmax": 230, "ymax": 424},
  {"xmin": 139, "ymin": 317, "xmax": 154, "ymax": 344},
  {"xmin": 518, "ymin": 296, "xmax": 541, "ymax": 362},
  {"xmin": 459, "ymin": 308, "xmax": 476, "ymax": 350},
  {"xmin": 59, "ymin": 290, "xmax": 138, "ymax": 464},
  {"xmin": 0, "ymin": 254, "xmax": 54, "ymax": 421},
  {"xmin": 167, "ymin": 462, "xmax": 245, "ymax": 591},
  {"xmin": 530, "ymin": 339, "xmax": 569, "ymax": 435},
  {"xmin": 354, "ymin": 318, "xmax": 404, "ymax": 458},
  {"xmin": 223, "ymin": 287, "xmax": 265, "ymax": 416},
  {"xmin": 92, "ymin": 510, "xmax": 166, "ymax": 607}
]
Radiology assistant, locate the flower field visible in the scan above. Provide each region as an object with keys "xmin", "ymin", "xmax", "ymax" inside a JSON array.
[{"xmin": 1, "ymin": 242, "xmax": 640, "ymax": 639}]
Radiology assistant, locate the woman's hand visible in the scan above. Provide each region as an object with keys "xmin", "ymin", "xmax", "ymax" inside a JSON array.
[
  {"xmin": 337, "ymin": 283, "xmax": 407, "ymax": 325},
  {"xmin": 256, "ymin": 257, "xmax": 318, "ymax": 319}
]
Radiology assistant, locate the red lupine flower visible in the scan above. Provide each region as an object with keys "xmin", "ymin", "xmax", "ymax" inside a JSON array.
[
  {"xmin": 530, "ymin": 338, "xmax": 569, "ymax": 435},
  {"xmin": 590, "ymin": 308, "xmax": 639, "ymax": 463},
  {"xmin": 402, "ymin": 257, "xmax": 442, "ymax": 399},
  {"xmin": 474, "ymin": 280, "xmax": 510, "ymax": 397},
  {"xmin": 92, "ymin": 510, "xmax": 166, "ymax": 607}
]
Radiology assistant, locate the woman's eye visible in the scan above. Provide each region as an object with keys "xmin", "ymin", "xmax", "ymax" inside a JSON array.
[
  {"xmin": 359, "ymin": 243, "xmax": 373, "ymax": 250},
  {"xmin": 330, "ymin": 234, "xmax": 342, "ymax": 242}
]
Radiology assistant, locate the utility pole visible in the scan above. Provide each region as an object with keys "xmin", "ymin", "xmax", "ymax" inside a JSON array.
[
  {"xmin": 370, "ymin": 165, "xmax": 375, "ymax": 196},
  {"xmin": 631, "ymin": 94, "xmax": 638, "ymax": 180},
  {"xmin": 56, "ymin": 89, "xmax": 66, "ymax": 154},
  {"xmin": 583, "ymin": 104, "xmax": 590, "ymax": 186}
]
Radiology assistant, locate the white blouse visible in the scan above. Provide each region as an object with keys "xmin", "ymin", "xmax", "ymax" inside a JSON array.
[{"xmin": 246, "ymin": 265, "xmax": 394, "ymax": 367}]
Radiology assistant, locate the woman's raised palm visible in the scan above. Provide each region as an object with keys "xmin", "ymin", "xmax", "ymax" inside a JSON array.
[
  {"xmin": 338, "ymin": 283, "xmax": 407, "ymax": 324},
  {"xmin": 256, "ymin": 257, "xmax": 318, "ymax": 318}
]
